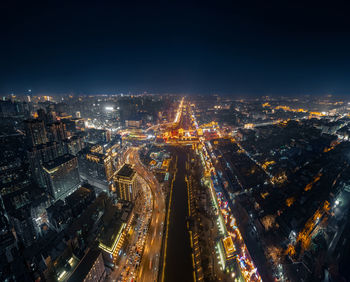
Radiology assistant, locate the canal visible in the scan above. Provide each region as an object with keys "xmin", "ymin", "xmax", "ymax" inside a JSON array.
[{"xmin": 164, "ymin": 147, "xmax": 193, "ymax": 282}]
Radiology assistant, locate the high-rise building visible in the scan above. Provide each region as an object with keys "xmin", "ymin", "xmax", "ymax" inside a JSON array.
[
  {"xmin": 63, "ymin": 118, "xmax": 85, "ymax": 134},
  {"xmin": 42, "ymin": 154, "xmax": 80, "ymax": 200},
  {"xmin": 78, "ymin": 147, "xmax": 114, "ymax": 192},
  {"xmin": 47, "ymin": 121, "xmax": 67, "ymax": 142},
  {"xmin": 114, "ymin": 164, "xmax": 138, "ymax": 202},
  {"xmin": 47, "ymin": 110, "xmax": 57, "ymax": 123},
  {"xmin": 64, "ymin": 135, "xmax": 85, "ymax": 156},
  {"xmin": 0, "ymin": 134, "xmax": 31, "ymax": 194},
  {"xmin": 27, "ymin": 141, "xmax": 68, "ymax": 189},
  {"xmin": 24, "ymin": 119, "xmax": 48, "ymax": 146},
  {"xmin": 37, "ymin": 108, "xmax": 47, "ymax": 123}
]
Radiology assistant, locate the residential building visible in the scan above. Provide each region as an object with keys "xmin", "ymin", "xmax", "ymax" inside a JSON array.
[{"xmin": 24, "ymin": 119, "xmax": 48, "ymax": 146}]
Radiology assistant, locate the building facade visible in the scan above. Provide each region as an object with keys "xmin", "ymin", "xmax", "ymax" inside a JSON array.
[
  {"xmin": 114, "ymin": 164, "xmax": 138, "ymax": 202},
  {"xmin": 42, "ymin": 154, "xmax": 80, "ymax": 200},
  {"xmin": 24, "ymin": 119, "xmax": 48, "ymax": 146},
  {"xmin": 27, "ymin": 141, "xmax": 68, "ymax": 189},
  {"xmin": 78, "ymin": 145, "xmax": 116, "ymax": 193}
]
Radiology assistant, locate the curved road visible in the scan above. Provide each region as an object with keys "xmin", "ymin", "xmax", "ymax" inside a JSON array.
[{"xmin": 127, "ymin": 147, "xmax": 166, "ymax": 282}]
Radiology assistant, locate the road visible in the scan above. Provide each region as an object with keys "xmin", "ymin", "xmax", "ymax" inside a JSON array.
[
  {"xmin": 146, "ymin": 97, "xmax": 184, "ymax": 132},
  {"xmin": 127, "ymin": 147, "xmax": 166, "ymax": 282},
  {"xmin": 107, "ymin": 170, "xmax": 153, "ymax": 282}
]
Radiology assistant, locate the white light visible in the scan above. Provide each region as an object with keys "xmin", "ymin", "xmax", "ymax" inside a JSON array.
[
  {"xmin": 105, "ymin": 106, "xmax": 114, "ymax": 111},
  {"xmin": 58, "ymin": 270, "xmax": 66, "ymax": 280}
]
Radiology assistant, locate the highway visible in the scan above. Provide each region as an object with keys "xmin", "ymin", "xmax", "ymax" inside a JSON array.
[
  {"xmin": 107, "ymin": 168, "xmax": 153, "ymax": 282},
  {"xmin": 127, "ymin": 147, "xmax": 166, "ymax": 282},
  {"xmin": 110, "ymin": 98, "xmax": 184, "ymax": 281}
]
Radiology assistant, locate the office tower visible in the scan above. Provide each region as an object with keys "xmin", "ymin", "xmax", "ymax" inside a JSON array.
[
  {"xmin": 114, "ymin": 164, "xmax": 138, "ymax": 202},
  {"xmin": 42, "ymin": 154, "xmax": 80, "ymax": 200},
  {"xmin": 24, "ymin": 119, "xmax": 48, "ymax": 146},
  {"xmin": 78, "ymin": 147, "xmax": 114, "ymax": 192}
]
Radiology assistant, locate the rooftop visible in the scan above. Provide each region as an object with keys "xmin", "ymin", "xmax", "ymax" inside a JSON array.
[
  {"xmin": 24, "ymin": 119, "xmax": 44, "ymax": 124},
  {"xmin": 98, "ymin": 205, "xmax": 124, "ymax": 249},
  {"xmin": 67, "ymin": 248, "xmax": 102, "ymax": 282},
  {"xmin": 65, "ymin": 186, "xmax": 94, "ymax": 206},
  {"xmin": 42, "ymin": 154, "xmax": 76, "ymax": 171},
  {"xmin": 116, "ymin": 164, "xmax": 135, "ymax": 179}
]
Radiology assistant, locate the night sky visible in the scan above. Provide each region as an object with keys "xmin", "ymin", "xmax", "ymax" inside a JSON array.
[{"xmin": 1, "ymin": 0, "xmax": 350, "ymax": 96}]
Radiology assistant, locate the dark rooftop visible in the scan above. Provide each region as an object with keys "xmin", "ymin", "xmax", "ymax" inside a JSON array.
[
  {"xmin": 116, "ymin": 164, "xmax": 135, "ymax": 179},
  {"xmin": 67, "ymin": 248, "xmax": 102, "ymax": 282},
  {"xmin": 27, "ymin": 141, "xmax": 61, "ymax": 152},
  {"xmin": 65, "ymin": 186, "xmax": 94, "ymax": 206},
  {"xmin": 24, "ymin": 119, "xmax": 44, "ymax": 124},
  {"xmin": 98, "ymin": 205, "xmax": 124, "ymax": 248},
  {"xmin": 42, "ymin": 154, "xmax": 76, "ymax": 171}
]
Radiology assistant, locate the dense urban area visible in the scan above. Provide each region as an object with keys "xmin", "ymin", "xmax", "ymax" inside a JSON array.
[{"xmin": 1, "ymin": 93, "xmax": 350, "ymax": 282}]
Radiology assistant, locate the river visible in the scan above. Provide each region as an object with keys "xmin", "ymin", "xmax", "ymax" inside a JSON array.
[{"xmin": 164, "ymin": 147, "xmax": 193, "ymax": 282}]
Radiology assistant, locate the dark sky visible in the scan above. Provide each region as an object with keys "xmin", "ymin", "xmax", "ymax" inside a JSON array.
[{"xmin": 1, "ymin": 0, "xmax": 350, "ymax": 96}]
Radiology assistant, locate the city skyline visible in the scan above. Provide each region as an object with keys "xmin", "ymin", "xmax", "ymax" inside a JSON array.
[{"xmin": 1, "ymin": 93, "xmax": 350, "ymax": 281}]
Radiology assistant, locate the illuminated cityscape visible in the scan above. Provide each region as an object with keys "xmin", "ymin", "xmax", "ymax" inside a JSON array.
[
  {"xmin": 2, "ymin": 1, "xmax": 350, "ymax": 282},
  {"xmin": 1, "ymin": 93, "xmax": 350, "ymax": 281}
]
